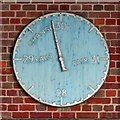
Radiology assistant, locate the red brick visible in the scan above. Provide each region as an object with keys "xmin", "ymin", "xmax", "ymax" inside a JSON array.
[
  {"xmin": 20, "ymin": 105, "xmax": 35, "ymax": 111},
  {"xmin": 94, "ymin": 90, "xmax": 105, "ymax": 97},
  {"xmin": 36, "ymin": 104, "xmax": 46, "ymax": 111},
  {"xmin": 13, "ymin": 112, "xmax": 29, "ymax": 118},
  {"xmin": 10, "ymin": 18, "xmax": 20, "ymax": 24},
  {"xmin": 89, "ymin": 12, "xmax": 110, "ymax": 18},
  {"xmin": 104, "ymin": 83, "xmax": 120, "ymax": 89},
  {"xmin": 53, "ymin": 112, "xmax": 59, "ymax": 118},
  {"xmin": 15, "ymin": 25, "xmax": 24, "ymax": 31},
  {"xmin": 109, "ymin": 47, "xmax": 115, "ymax": 54},
  {"xmin": 104, "ymin": 105, "xmax": 114, "ymax": 111},
  {"xmin": 106, "ymin": 19, "xmax": 116, "ymax": 25},
  {"xmin": 10, "ymin": 4, "xmax": 21, "ymax": 10},
  {"xmin": 116, "ymin": 62, "xmax": 120, "ymax": 68},
  {"xmin": 14, "ymin": 83, "xmax": 21, "ymax": 89},
  {"xmin": 1, "ymin": 76, "xmax": 6, "ymax": 82},
  {"xmin": 106, "ymin": 76, "xmax": 115, "ymax": 82},
  {"xmin": 61, "ymin": 112, "xmax": 75, "ymax": 118},
  {"xmin": 37, "ymin": 5, "xmax": 47, "ymax": 10},
  {"xmin": 88, "ymin": 98, "xmax": 111, "ymax": 104},
  {"xmin": 2, "ymin": 4, "xmax": 9, "ymax": 10},
  {"xmin": 118, "ymin": 90, "xmax": 120, "ymax": 97},
  {"xmin": 100, "ymin": 26, "xmax": 120, "ymax": 32},
  {"xmin": 116, "ymin": 106, "xmax": 120, "ymax": 111},
  {"xmin": 1, "ymin": 105, "xmax": 7, "ymax": 111},
  {"xmin": 48, "ymin": 106, "xmax": 57, "ymax": 111},
  {"xmin": 110, "ymin": 68, "xmax": 120, "ymax": 75},
  {"xmin": 9, "ymin": 32, "xmax": 18, "ymax": 38},
  {"xmin": 0, "ymin": 61, "xmax": 6, "ymax": 68},
  {"xmin": 2, "ymin": 54, "xmax": 11, "ymax": 60},
  {"xmin": 27, "ymin": 12, "xmax": 42, "ymax": 17},
  {"xmin": 22, "ymin": 18, "xmax": 32, "ymax": 24},
  {"xmin": 70, "ymin": 104, "xmax": 81, "ymax": 111},
  {"xmin": 77, "ymin": 112, "xmax": 98, "ymax": 118},
  {"xmin": 2, "ymin": 83, "xmax": 12, "ymax": 89},
  {"xmin": 76, "ymin": 12, "xmax": 88, "ymax": 17},
  {"xmin": 23, "ymin": 5, "xmax": 35, "ymax": 10},
  {"xmin": 48, "ymin": 5, "xmax": 58, "ymax": 10},
  {"xmin": 2, "ymin": 40, "xmax": 14, "ymax": 46},
  {"xmin": 25, "ymin": 98, "xmax": 37, "ymax": 103},
  {"xmin": 0, "ymin": 25, "xmax": 3, "ymax": 31},
  {"xmin": 106, "ymin": 33, "xmax": 116, "ymax": 39},
  {"xmin": 71, "ymin": 5, "xmax": 81, "ymax": 10},
  {"xmin": 104, "ymin": 40, "xmax": 111, "ymax": 46},
  {"xmin": 117, "ymin": 19, "xmax": 120, "ymax": 25},
  {"xmin": 3, "ymin": 25, "xmax": 14, "ymax": 31},
  {"xmin": 116, "ymin": 4, "xmax": 120, "ymax": 10},
  {"xmin": 2, "ymin": 12, "xmax": 15, "ymax": 17},
  {"xmin": 112, "ymin": 98, "xmax": 120, "ymax": 104},
  {"xmin": 7, "ymin": 90, "xmax": 17, "ymax": 96},
  {"xmin": 30, "ymin": 112, "xmax": 52, "ymax": 118},
  {"xmin": 111, "ymin": 40, "xmax": 120, "ymax": 47},
  {"xmin": 60, "ymin": 5, "xmax": 69, "ymax": 10},
  {"xmin": 19, "ymin": 90, "xmax": 28, "ymax": 96},
  {"xmin": 2, "ymin": 97, "xmax": 11, "ymax": 103},
  {"xmin": 0, "ymin": 90, "xmax": 6, "ymax": 96},
  {"xmin": 13, "ymin": 98, "xmax": 23, "ymax": 103},
  {"xmin": 105, "ymin": 5, "xmax": 115, "ymax": 11},
  {"xmin": 111, "ymin": 12, "xmax": 120, "ymax": 18},
  {"xmin": 1, "ymin": 47, "xmax": 7, "ymax": 53},
  {"xmin": 100, "ymin": 112, "xmax": 119, "ymax": 119},
  {"xmin": 16, "ymin": 11, "xmax": 26, "ymax": 17},
  {"xmin": 6, "ymin": 61, "xmax": 12, "ymax": 67},
  {"xmin": 2, "ymin": 68, "xmax": 13, "ymax": 74},
  {"xmin": 2, "ymin": 18, "xmax": 9, "ymax": 24},
  {"xmin": 8, "ymin": 105, "xmax": 18, "ymax": 111},
  {"xmin": 82, "ymin": 105, "xmax": 91, "ymax": 111},
  {"xmin": 94, "ymin": 19, "xmax": 104, "ymax": 25},
  {"xmin": 110, "ymin": 55, "xmax": 120, "ymax": 60},
  {"xmin": 93, "ymin": 105, "xmax": 102, "ymax": 111},
  {"xmin": 117, "ymin": 33, "xmax": 120, "ymax": 38},
  {"xmin": 2, "ymin": 32, "xmax": 8, "ymax": 38},
  {"xmin": 82, "ymin": 5, "xmax": 92, "ymax": 10},
  {"xmin": 117, "ymin": 76, "xmax": 120, "ymax": 82},
  {"xmin": 93, "ymin": 5, "xmax": 103, "ymax": 10},
  {"xmin": 1, "ymin": 112, "xmax": 12, "ymax": 119}
]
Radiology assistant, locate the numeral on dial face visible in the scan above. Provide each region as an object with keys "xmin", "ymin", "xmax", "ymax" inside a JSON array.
[{"xmin": 56, "ymin": 89, "xmax": 67, "ymax": 97}]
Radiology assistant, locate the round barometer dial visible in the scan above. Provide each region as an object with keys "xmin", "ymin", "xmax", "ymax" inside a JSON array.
[{"xmin": 13, "ymin": 13, "xmax": 109, "ymax": 107}]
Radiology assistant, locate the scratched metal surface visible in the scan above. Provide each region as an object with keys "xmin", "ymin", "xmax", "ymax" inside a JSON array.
[{"xmin": 13, "ymin": 13, "xmax": 109, "ymax": 107}]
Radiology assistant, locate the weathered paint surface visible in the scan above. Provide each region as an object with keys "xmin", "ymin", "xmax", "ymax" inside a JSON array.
[{"xmin": 13, "ymin": 13, "xmax": 109, "ymax": 107}]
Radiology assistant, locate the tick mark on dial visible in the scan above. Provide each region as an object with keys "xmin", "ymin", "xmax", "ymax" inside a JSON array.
[
  {"xmin": 88, "ymin": 85, "xmax": 95, "ymax": 92},
  {"xmin": 28, "ymin": 27, "xmax": 34, "ymax": 33},
  {"xmin": 27, "ymin": 86, "xmax": 34, "ymax": 92},
  {"xmin": 13, "ymin": 58, "xmax": 22, "ymax": 61},
  {"xmin": 88, "ymin": 26, "xmax": 94, "ymax": 33},
  {"xmin": 60, "ymin": 13, "xmax": 62, "ymax": 22}
]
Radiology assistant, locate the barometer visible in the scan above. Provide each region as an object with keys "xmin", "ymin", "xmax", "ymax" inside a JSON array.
[{"xmin": 13, "ymin": 13, "xmax": 109, "ymax": 107}]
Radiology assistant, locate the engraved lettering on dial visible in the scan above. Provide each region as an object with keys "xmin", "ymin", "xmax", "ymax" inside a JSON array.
[
  {"xmin": 72, "ymin": 55, "xmax": 107, "ymax": 66},
  {"xmin": 29, "ymin": 21, "xmax": 68, "ymax": 45},
  {"xmin": 14, "ymin": 53, "xmax": 53, "ymax": 63}
]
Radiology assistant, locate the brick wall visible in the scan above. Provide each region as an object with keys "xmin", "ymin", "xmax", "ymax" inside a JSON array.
[{"xmin": 1, "ymin": 1, "xmax": 120, "ymax": 119}]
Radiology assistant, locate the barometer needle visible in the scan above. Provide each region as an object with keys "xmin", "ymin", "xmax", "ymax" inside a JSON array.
[{"xmin": 51, "ymin": 20, "xmax": 67, "ymax": 71}]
